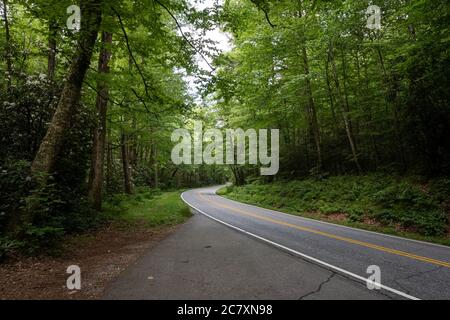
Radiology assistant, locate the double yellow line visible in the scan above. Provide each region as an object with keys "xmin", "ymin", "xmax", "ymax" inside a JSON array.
[{"xmin": 198, "ymin": 193, "xmax": 450, "ymax": 269}]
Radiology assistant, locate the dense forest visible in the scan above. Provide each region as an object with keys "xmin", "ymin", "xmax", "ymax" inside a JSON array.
[{"xmin": 1, "ymin": 0, "xmax": 449, "ymax": 256}]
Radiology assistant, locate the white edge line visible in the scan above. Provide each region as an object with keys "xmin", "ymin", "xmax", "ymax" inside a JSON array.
[
  {"xmin": 212, "ymin": 186, "xmax": 450, "ymax": 250},
  {"xmin": 181, "ymin": 191, "xmax": 421, "ymax": 301}
]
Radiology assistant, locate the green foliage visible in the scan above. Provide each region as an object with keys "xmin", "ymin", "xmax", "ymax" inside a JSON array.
[
  {"xmin": 372, "ymin": 183, "xmax": 447, "ymax": 236},
  {"xmin": 16, "ymin": 173, "xmax": 101, "ymax": 254},
  {"xmin": 429, "ymin": 178, "xmax": 450, "ymax": 204},
  {"xmin": 212, "ymin": 0, "xmax": 450, "ymax": 177},
  {"xmin": 20, "ymin": 224, "xmax": 65, "ymax": 255},
  {"xmin": 223, "ymin": 175, "xmax": 448, "ymax": 237},
  {"xmin": 0, "ymin": 237, "xmax": 22, "ymax": 262},
  {"xmin": 0, "ymin": 74, "xmax": 97, "ymax": 255},
  {"xmin": 0, "ymin": 74, "xmax": 61, "ymax": 163},
  {"xmin": 104, "ymin": 188, "xmax": 192, "ymax": 227},
  {"xmin": 1, "ymin": 0, "xmax": 449, "ymax": 257},
  {"xmin": 0, "ymin": 160, "xmax": 32, "ymax": 232}
]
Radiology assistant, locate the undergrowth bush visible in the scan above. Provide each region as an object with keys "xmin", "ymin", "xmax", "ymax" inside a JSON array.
[
  {"xmin": 0, "ymin": 74, "xmax": 98, "ymax": 257},
  {"xmin": 224, "ymin": 174, "xmax": 448, "ymax": 237}
]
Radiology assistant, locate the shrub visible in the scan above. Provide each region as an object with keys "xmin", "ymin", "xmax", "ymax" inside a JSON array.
[
  {"xmin": 0, "ymin": 160, "xmax": 32, "ymax": 232},
  {"xmin": 225, "ymin": 175, "xmax": 448, "ymax": 237},
  {"xmin": 0, "ymin": 73, "xmax": 97, "ymax": 255},
  {"xmin": 0, "ymin": 237, "xmax": 22, "ymax": 261}
]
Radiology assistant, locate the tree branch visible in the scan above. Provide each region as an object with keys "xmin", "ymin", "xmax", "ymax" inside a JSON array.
[
  {"xmin": 111, "ymin": 6, "xmax": 156, "ymax": 102},
  {"xmin": 153, "ymin": 0, "xmax": 216, "ymax": 71}
]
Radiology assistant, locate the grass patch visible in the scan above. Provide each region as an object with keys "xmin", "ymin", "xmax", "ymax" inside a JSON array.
[
  {"xmin": 104, "ymin": 188, "xmax": 192, "ymax": 228},
  {"xmin": 219, "ymin": 175, "xmax": 450, "ymax": 246},
  {"xmin": 0, "ymin": 188, "xmax": 191, "ymax": 260}
]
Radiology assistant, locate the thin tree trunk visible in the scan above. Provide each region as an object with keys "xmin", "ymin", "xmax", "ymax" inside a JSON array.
[
  {"xmin": 47, "ymin": 20, "xmax": 58, "ymax": 80},
  {"xmin": 375, "ymin": 46, "xmax": 407, "ymax": 170},
  {"xmin": 357, "ymin": 51, "xmax": 380, "ymax": 167},
  {"xmin": 106, "ymin": 129, "xmax": 113, "ymax": 193},
  {"xmin": 121, "ymin": 133, "xmax": 133, "ymax": 194},
  {"xmin": 328, "ymin": 41, "xmax": 362, "ymax": 174},
  {"xmin": 31, "ymin": 0, "xmax": 102, "ymax": 175},
  {"xmin": 301, "ymin": 47, "xmax": 322, "ymax": 170},
  {"xmin": 297, "ymin": 1, "xmax": 322, "ymax": 170},
  {"xmin": 88, "ymin": 32, "xmax": 113, "ymax": 211},
  {"xmin": 325, "ymin": 58, "xmax": 339, "ymax": 138},
  {"xmin": 154, "ymin": 145, "xmax": 159, "ymax": 189},
  {"xmin": 2, "ymin": 0, "xmax": 12, "ymax": 92}
]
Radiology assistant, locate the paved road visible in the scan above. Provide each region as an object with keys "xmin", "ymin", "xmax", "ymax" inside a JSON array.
[{"xmin": 104, "ymin": 186, "xmax": 450, "ymax": 300}]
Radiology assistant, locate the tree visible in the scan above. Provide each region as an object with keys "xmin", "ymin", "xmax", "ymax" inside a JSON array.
[
  {"xmin": 2, "ymin": 0, "xmax": 12, "ymax": 92},
  {"xmin": 88, "ymin": 31, "xmax": 112, "ymax": 210},
  {"xmin": 31, "ymin": 0, "xmax": 103, "ymax": 175}
]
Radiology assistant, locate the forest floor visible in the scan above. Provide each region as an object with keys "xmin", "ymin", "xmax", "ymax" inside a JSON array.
[{"xmin": 0, "ymin": 191, "xmax": 191, "ymax": 300}]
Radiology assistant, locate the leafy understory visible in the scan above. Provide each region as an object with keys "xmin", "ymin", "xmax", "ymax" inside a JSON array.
[
  {"xmin": 104, "ymin": 189, "xmax": 192, "ymax": 228},
  {"xmin": 219, "ymin": 176, "xmax": 450, "ymax": 245}
]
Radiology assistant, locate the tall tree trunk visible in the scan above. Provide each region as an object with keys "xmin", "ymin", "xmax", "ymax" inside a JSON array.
[
  {"xmin": 301, "ymin": 47, "xmax": 322, "ymax": 170},
  {"xmin": 153, "ymin": 145, "xmax": 159, "ymax": 189},
  {"xmin": 357, "ymin": 51, "xmax": 381, "ymax": 167},
  {"xmin": 31, "ymin": 0, "xmax": 102, "ymax": 175},
  {"xmin": 373, "ymin": 43, "xmax": 407, "ymax": 170},
  {"xmin": 328, "ymin": 41, "xmax": 362, "ymax": 174},
  {"xmin": 297, "ymin": 1, "xmax": 322, "ymax": 170},
  {"xmin": 106, "ymin": 129, "xmax": 113, "ymax": 193},
  {"xmin": 121, "ymin": 133, "xmax": 133, "ymax": 194},
  {"xmin": 88, "ymin": 32, "xmax": 113, "ymax": 211},
  {"xmin": 2, "ymin": 0, "xmax": 12, "ymax": 92},
  {"xmin": 47, "ymin": 20, "xmax": 58, "ymax": 80},
  {"xmin": 325, "ymin": 58, "xmax": 339, "ymax": 139}
]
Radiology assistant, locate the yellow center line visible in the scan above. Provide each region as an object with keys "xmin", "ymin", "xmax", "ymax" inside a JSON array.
[{"xmin": 197, "ymin": 192, "xmax": 450, "ymax": 269}]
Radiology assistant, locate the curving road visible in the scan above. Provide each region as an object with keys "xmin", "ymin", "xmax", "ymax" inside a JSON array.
[
  {"xmin": 180, "ymin": 186, "xmax": 450, "ymax": 300},
  {"xmin": 104, "ymin": 186, "xmax": 450, "ymax": 300}
]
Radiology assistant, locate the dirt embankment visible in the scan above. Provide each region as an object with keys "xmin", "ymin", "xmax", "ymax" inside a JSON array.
[{"xmin": 0, "ymin": 222, "xmax": 177, "ymax": 300}]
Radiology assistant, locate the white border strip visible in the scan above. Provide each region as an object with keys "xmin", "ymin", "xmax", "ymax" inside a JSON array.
[{"xmin": 181, "ymin": 191, "xmax": 420, "ymax": 301}]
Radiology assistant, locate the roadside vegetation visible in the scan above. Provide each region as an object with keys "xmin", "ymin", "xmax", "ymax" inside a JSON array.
[
  {"xmin": 1, "ymin": 0, "xmax": 449, "ymax": 263},
  {"xmin": 0, "ymin": 0, "xmax": 223, "ymax": 261},
  {"xmin": 219, "ymin": 176, "xmax": 450, "ymax": 245},
  {"xmin": 0, "ymin": 188, "xmax": 191, "ymax": 300},
  {"xmin": 0, "ymin": 188, "xmax": 191, "ymax": 261},
  {"xmin": 104, "ymin": 189, "xmax": 192, "ymax": 228}
]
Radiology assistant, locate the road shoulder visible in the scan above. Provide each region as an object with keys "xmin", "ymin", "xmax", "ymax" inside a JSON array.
[{"xmin": 103, "ymin": 213, "xmax": 392, "ymax": 300}]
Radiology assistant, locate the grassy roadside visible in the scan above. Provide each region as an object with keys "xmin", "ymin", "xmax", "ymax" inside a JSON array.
[
  {"xmin": 218, "ymin": 175, "xmax": 450, "ymax": 246},
  {"xmin": 103, "ymin": 188, "xmax": 192, "ymax": 228},
  {"xmin": 0, "ymin": 189, "xmax": 192, "ymax": 299},
  {"xmin": 0, "ymin": 188, "xmax": 191, "ymax": 260}
]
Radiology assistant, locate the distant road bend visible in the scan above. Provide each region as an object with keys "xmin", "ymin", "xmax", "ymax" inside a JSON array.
[{"xmin": 181, "ymin": 186, "xmax": 450, "ymax": 300}]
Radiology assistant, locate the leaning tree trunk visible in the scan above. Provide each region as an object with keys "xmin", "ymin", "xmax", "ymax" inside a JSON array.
[
  {"xmin": 88, "ymin": 31, "xmax": 112, "ymax": 211},
  {"xmin": 31, "ymin": 0, "xmax": 102, "ymax": 175}
]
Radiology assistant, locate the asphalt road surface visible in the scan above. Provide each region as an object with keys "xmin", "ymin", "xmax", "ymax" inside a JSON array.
[{"xmin": 104, "ymin": 186, "xmax": 450, "ymax": 300}]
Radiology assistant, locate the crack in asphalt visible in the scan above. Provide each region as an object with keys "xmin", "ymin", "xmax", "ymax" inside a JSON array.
[
  {"xmin": 296, "ymin": 270, "xmax": 396, "ymax": 300},
  {"xmin": 298, "ymin": 273, "xmax": 336, "ymax": 300},
  {"xmin": 393, "ymin": 266, "xmax": 444, "ymax": 294}
]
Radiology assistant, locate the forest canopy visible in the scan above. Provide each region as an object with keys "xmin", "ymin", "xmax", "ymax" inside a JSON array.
[{"xmin": 1, "ymin": 0, "xmax": 449, "ymax": 253}]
